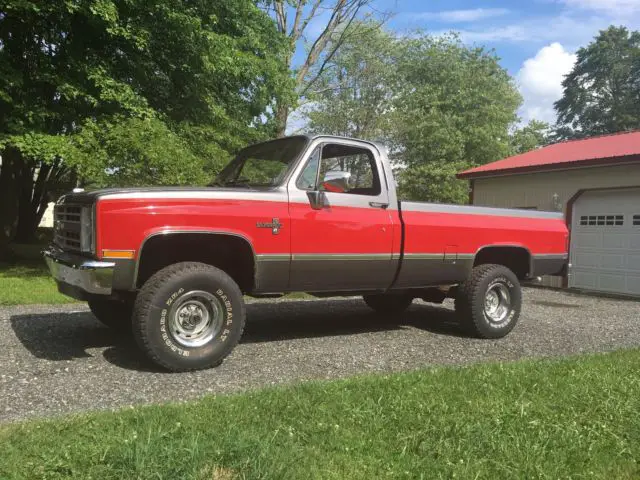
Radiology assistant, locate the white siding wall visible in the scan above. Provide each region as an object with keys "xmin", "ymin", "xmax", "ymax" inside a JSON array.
[
  {"xmin": 471, "ymin": 163, "xmax": 640, "ymax": 287},
  {"xmin": 39, "ymin": 202, "xmax": 55, "ymax": 228}
]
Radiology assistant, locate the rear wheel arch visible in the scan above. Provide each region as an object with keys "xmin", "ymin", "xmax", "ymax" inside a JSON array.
[
  {"xmin": 135, "ymin": 232, "xmax": 256, "ymax": 293},
  {"xmin": 473, "ymin": 245, "xmax": 532, "ymax": 280}
]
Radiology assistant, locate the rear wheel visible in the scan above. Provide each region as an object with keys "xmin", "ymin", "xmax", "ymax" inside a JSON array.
[
  {"xmin": 132, "ymin": 262, "xmax": 246, "ymax": 372},
  {"xmin": 363, "ymin": 293, "xmax": 413, "ymax": 315},
  {"xmin": 455, "ymin": 264, "xmax": 522, "ymax": 338},
  {"xmin": 88, "ymin": 298, "xmax": 133, "ymax": 332}
]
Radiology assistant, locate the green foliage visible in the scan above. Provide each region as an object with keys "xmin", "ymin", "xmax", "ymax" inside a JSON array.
[
  {"xmin": 307, "ymin": 27, "xmax": 521, "ymax": 203},
  {"xmin": 509, "ymin": 120, "xmax": 550, "ymax": 155},
  {"xmin": 395, "ymin": 34, "xmax": 521, "ymax": 203},
  {"xmin": 555, "ymin": 26, "xmax": 640, "ymax": 138},
  {"xmin": 2, "ymin": 349, "xmax": 640, "ymax": 478},
  {"xmin": 68, "ymin": 117, "xmax": 207, "ymax": 188},
  {"xmin": 305, "ymin": 23, "xmax": 399, "ymax": 144}
]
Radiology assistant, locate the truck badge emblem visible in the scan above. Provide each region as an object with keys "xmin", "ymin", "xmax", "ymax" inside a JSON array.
[{"xmin": 256, "ymin": 218, "xmax": 282, "ymax": 235}]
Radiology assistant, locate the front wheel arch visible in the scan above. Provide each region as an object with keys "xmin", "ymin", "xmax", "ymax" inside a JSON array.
[{"xmin": 135, "ymin": 232, "xmax": 256, "ymax": 293}]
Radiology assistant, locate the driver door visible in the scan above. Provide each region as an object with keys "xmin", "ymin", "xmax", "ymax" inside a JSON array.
[{"xmin": 287, "ymin": 140, "xmax": 399, "ymax": 291}]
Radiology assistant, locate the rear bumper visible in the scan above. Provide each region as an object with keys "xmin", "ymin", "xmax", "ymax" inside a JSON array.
[
  {"xmin": 43, "ymin": 245, "xmax": 115, "ymax": 299},
  {"xmin": 531, "ymin": 254, "xmax": 568, "ymax": 278}
]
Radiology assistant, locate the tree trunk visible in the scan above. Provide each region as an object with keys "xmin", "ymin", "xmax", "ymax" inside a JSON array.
[
  {"xmin": 275, "ymin": 102, "xmax": 289, "ymax": 138},
  {"xmin": 0, "ymin": 148, "xmax": 20, "ymax": 260}
]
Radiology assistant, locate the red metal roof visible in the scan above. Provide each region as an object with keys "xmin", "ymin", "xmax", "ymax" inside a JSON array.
[{"xmin": 457, "ymin": 130, "xmax": 640, "ymax": 179}]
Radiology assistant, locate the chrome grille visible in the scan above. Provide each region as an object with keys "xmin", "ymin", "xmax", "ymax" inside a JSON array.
[{"xmin": 54, "ymin": 204, "xmax": 83, "ymax": 251}]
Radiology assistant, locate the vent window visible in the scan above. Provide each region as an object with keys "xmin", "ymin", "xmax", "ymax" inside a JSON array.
[
  {"xmin": 634, "ymin": 214, "xmax": 640, "ymax": 226},
  {"xmin": 579, "ymin": 214, "xmax": 624, "ymax": 226}
]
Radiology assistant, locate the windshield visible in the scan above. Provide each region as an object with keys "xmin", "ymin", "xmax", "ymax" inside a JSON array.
[{"xmin": 212, "ymin": 136, "xmax": 309, "ymax": 188}]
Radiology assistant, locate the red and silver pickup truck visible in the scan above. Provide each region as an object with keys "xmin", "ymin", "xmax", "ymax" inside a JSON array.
[{"xmin": 43, "ymin": 135, "xmax": 568, "ymax": 371}]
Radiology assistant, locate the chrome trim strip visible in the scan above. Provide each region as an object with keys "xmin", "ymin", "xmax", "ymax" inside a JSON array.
[
  {"xmin": 403, "ymin": 253, "xmax": 475, "ymax": 260},
  {"xmin": 401, "ymin": 201, "xmax": 564, "ymax": 219},
  {"xmin": 532, "ymin": 253, "xmax": 568, "ymax": 260},
  {"xmin": 402, "ymin": 253, "xmax": 443, "ymax": 260},
  {"xmin": 256, "ymin": 254, "xmax": 290, "ymax": 262},
  {"xmin": 291, "ymin": 253, "xmax": 393, "ymax": 261},
  {"xmin": 100, "ymin": 189, "xmax": 289, "ymax": 202},
  {"xmin": 258, "ymin": 252, "xmax": 492, "ymax": 261}
]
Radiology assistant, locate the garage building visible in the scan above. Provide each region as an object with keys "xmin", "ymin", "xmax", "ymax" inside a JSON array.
[{"xmin": 457, "ymin": 131, "xmax": 640, "ymax": 296}]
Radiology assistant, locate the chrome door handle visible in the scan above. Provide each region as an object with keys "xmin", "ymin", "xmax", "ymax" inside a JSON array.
[{"xmin": 369, "ymin": 202, "xmax": 389, "ymax": 209}]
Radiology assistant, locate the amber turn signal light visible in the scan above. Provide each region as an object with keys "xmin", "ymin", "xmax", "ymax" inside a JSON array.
[{"xmin": 101, "ymin": 249, "xmax": 135, "ymax": 259}]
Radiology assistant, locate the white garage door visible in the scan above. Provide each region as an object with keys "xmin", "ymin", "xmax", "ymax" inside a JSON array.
[{"xmin": 570, "ymin": 188, "xmax": 640, "ymax": 296}]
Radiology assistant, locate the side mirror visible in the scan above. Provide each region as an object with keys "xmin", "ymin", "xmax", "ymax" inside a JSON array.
[
  {"xmin": 306, "ymin": 190, "xmax": 325, "ymax": 210},
  {"xmin": 322, "ymin": 171, "xmax": 351, "ymax": 193}
]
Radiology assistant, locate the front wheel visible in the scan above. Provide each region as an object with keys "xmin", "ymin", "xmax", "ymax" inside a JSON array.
[
  {"xmin": 455, "ymin": 264, "xmax": 522, "ymax": 338},
  {"xmin": 132, "ymin": 262, "xmax": 246, "ymax": 372}
]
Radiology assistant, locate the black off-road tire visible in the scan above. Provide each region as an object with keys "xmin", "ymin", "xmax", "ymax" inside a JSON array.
[
  {"xmin": 132, "ymin": 262, "xmax": 246, "ymax": 372},
  {"xmin": 363, "ymin": 293, "xmax": 413, "ymax": 315},
  {"xmin": 455, "ymin": 264, "xmax": 522, "ymax": 339},
  {"xmin": 88, "ymin": 297, "xmax": 134, "ymax": 332}
]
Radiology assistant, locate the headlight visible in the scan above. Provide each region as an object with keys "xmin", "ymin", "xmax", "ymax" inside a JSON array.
[{"xmin": 80, "ymin": 206, "xmax": 95, "ymax": 253}]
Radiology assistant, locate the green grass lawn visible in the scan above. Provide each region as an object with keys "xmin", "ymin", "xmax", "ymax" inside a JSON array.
[
  {"xmin": 1, "ymin": 349, "xmax": 639, "ymax": 479},
  {"xmin": 0, "ymin": 232, "xmax": 76, "ymax": 306}
]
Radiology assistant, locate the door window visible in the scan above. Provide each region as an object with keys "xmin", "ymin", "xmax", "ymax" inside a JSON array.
[{"xmin": 296, "ymin": 143, "xmax": 381, "ymax": 196}]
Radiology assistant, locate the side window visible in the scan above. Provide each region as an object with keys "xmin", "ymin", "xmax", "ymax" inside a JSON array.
[
  {"xmin": 296, "ymin": 147, "xmax": 321, "ymax": 190},
  {"xmin": 318, "ymin": 144, "xmax": 381, "ymax": 196}
]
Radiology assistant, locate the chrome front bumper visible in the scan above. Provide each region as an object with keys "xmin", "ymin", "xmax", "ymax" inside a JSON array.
[{"xmin": 43, "ymin": 246, "xmax": 115, "ymax": 298}]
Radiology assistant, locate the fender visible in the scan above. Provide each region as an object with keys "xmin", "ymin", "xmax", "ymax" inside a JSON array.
[
  {"xmin": 133, "ymin": 228, "xmax": 258, "ymax": 290},
  {"xmin": 473, "ymin": 244, "xmax": 533, "ymax": 279}
]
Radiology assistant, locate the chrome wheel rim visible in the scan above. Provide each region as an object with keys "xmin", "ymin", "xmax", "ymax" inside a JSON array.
[
  {"xmin": 484, "ymin": 282, "xmax": 512, "ymax": 324},
  {"xmin": 168, "ymin": 290, "xmax": 223, "ymax": 348}
]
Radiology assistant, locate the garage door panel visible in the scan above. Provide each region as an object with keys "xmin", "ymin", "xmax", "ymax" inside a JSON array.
[
  {"xmin": 573, "ymin": 252, "xmax": 599, "ymax": 268},
  {"xmin": 628, "ymin": 254, "xmax": 640, "ymax": 271},
  {"xmin": 570, "ymin": 188, "xmax": 640, "ymax": 296},
  {"xmin": 600, "ymin": 254, "xmax": 625, "ymax": 269},
  {"xmin": 572, "ymin": 272, "xmax": 598, "ymax": 288},
  {"xmin": 602, "ymin": 234, "xmax": 628, "ymax": 249},
  {"xmin": 598, "ymin": 273, "xmax": 627, "ymax": 292},
  {"xmin": 627, "ymin": 275, "xmax": 640, "ymax": 294},
  {"xmin": 573, "ymin": 232, "xmax": 602, "ymax": 248}
]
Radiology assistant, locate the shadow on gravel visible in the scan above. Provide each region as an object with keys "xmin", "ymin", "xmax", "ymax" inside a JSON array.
[
  {"xmin": 241, "ymin": 299, "xmax": 464, "ymax": 343},
  {"xmin": 9, "ymin": 311, "xmax": 160, "ymax": 372},
  {"xmin": 9, "ymin": 299, "xmax": 464, "ymax": 372}
]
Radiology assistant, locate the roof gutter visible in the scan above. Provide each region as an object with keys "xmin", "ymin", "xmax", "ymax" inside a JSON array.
[{"xmin": 457, "ymin": 154, "xmax": 640, "ymax": 180}]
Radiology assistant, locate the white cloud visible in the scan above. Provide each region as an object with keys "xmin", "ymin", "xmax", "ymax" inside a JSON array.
[
  {"xmin": 516, "ymin": 43, "xmax": 577, "ymax": 124},
  {"xmin": 560, "ymin": 0, "xmax": 640, "ymax": 14},
  {"xmin": 414, "ymin": 8, "xmax": 509, "ymax": 23},
  {"xmin": 449, "ymin": 13, "xmax": 622, "ymax": 49}
]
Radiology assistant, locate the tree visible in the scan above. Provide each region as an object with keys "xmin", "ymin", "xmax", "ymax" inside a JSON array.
[
  {"xmin": 555, "ymin": 26, "xmax": 640, "ymax": 139},
  {"xmin": 264, "ymin": 0, "xmax": 383, "ymax": 136},
  {"xmin": 394, "ymin": 34, "xmax": 521, "ymax": 203},
  {"xmin": 0, "ymin": 0, "xmax": 290, "ymax": 256},
  {"xmin": 302, "ymin": 30, "xmax": 521, "ymax": 204},
  {"xmin": 510, "ymin": 120, "xmax": 550, "ymax": 155},
  {"xmin": 304, "ymin": 22, "xmax": 398, "ymax": 143}
]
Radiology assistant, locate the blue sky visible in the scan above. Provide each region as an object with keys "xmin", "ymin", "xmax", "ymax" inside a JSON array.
[{"xmin": 290, "ymin": 0, "xmax": 640, "ymax": 128}]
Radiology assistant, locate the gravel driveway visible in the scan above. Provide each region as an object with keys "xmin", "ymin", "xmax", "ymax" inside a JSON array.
[{"xmin": 1, "ymin": 288, "xmax": 639, "ymax": 423}]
